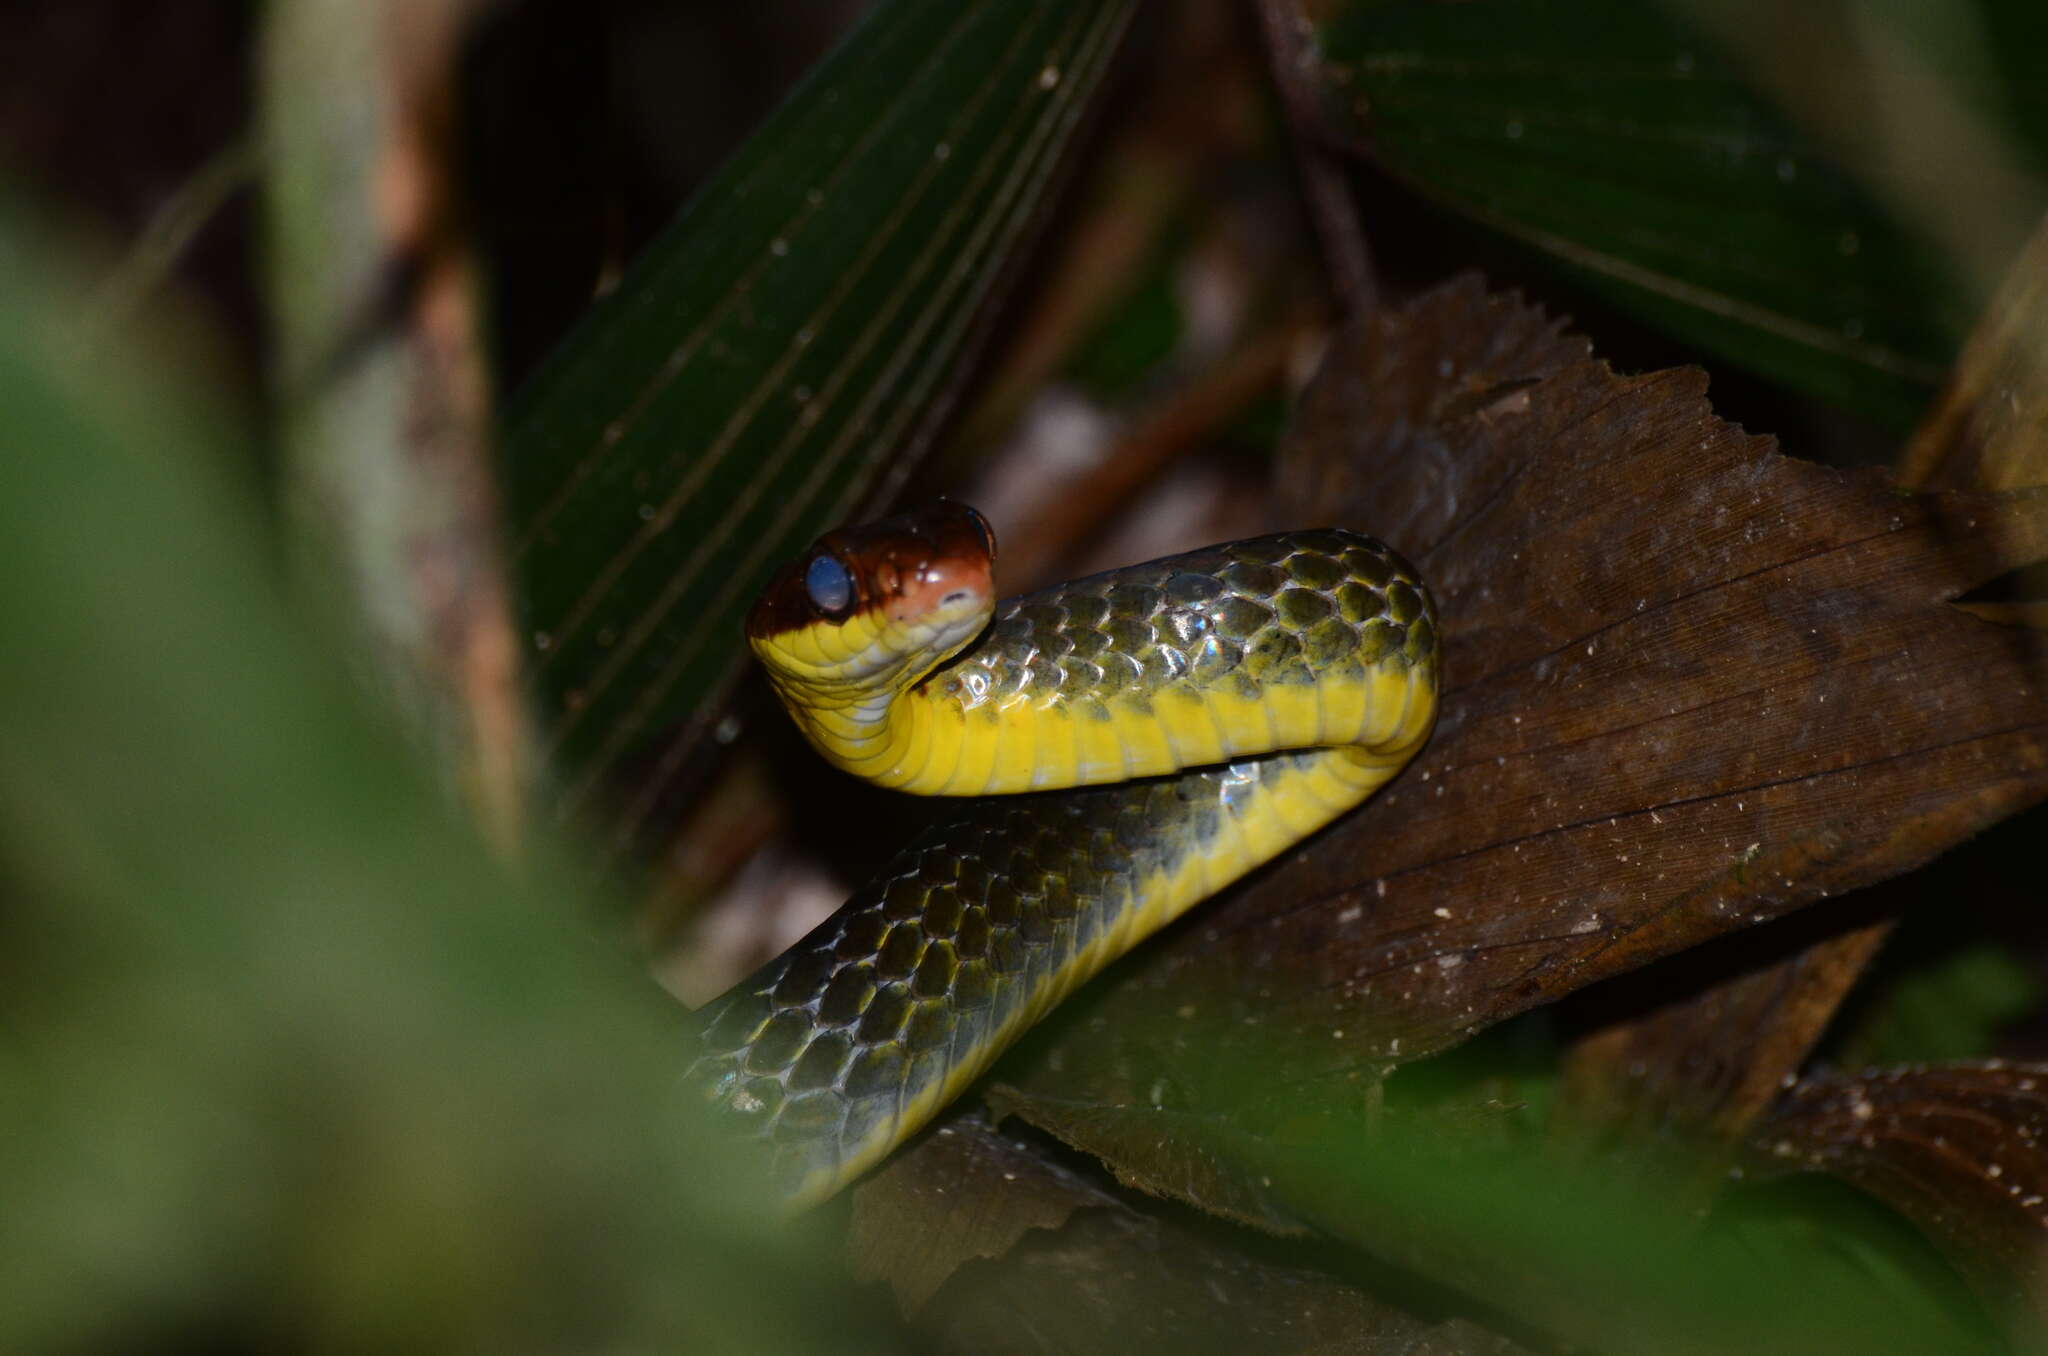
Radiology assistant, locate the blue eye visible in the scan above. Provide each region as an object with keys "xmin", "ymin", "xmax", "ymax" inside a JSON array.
[{"xmin": 804, "ymin": 554, "xmax": 854, "ymax": 614}]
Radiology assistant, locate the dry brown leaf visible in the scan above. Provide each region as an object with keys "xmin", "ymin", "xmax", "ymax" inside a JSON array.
[
  {"xmin": 989, "ymin": 275, "xmax": 2048, "ymax": 1207},
  {"xmin": 1748, "ymin": 1062, "xmax": 2048, "ymax": 1331},
  {"xmin": 1802, "ymin": 218, "xmax": 2048, "ymax": 1322},
  {"xmin": 1551, "ymin": 213, "xmax": 2048, "ymax": 1189}
]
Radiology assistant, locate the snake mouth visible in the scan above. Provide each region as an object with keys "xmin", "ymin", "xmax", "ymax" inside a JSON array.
[{"xmin": 746, "ymin": 500, "xmax": 998, "ymax": 687}]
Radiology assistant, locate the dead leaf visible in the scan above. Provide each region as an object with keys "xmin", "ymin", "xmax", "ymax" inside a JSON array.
[
  {"xmin": 1748, "ymin": 1062, "xmax": 2048, "ymax": 1331},
  {"xmin": 1550, "ymin": 213, "xmax": 2048, "ymax": 1201},
  {"xmin": 988, "ymin": 274, "xmax": 2048, "ymax": 1223}
]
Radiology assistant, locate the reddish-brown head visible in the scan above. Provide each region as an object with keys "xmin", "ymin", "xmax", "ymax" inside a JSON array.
[{"xmin": 745, "ymin": 501, "xmax": 998, "ymax": 692}]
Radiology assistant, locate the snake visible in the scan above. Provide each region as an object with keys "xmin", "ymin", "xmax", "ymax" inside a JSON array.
[{"xmin": 682, "ymin": 501, "xmax": 1439, "ymax": 1204}]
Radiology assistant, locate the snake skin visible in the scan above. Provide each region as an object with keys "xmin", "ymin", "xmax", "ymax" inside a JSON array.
[
  {"xmin": 685, "ymin": 529, "xmax": 1436, "ymax": 1200},
  {"xmin": 939, "ymin": 528, "xmax": 1436, "ymax": 714}
]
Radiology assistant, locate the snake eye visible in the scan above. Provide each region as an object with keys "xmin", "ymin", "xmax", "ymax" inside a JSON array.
[
  {"xmin": 804, "ymin": 553, "xmax": 855, "ymax": 616},
  {"xmin": 963, "ymin": 504, "xmax": 997, "ymax": 561}
]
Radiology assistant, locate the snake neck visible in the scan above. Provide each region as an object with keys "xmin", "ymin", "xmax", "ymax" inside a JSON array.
[
  {"xmin": 768, "ymin": 675, "xmax": 945, "ymax": 791},
  {"xmin": 751, "ymin": 597, "xmax": 993, "ymax": 793}
]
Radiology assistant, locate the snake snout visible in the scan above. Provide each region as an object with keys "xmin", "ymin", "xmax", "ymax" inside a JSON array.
[{"xmin": 883, "ymin": 552, "xmax": 992, "ymax": 626}]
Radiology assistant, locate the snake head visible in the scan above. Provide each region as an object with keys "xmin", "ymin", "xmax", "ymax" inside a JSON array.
[{"xmin": 746, "ymin": 500, "xmax": 998, "ymax": 694}]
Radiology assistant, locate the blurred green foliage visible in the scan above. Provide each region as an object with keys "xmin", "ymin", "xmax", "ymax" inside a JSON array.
[{"xmin": 0, "ymin": 204, "xmax": 885, "ymax": 1353}]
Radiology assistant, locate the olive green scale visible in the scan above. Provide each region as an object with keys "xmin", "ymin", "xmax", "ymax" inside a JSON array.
[
  {"xmin": 947, "ymin": 529, "xmax": 1435, "ymax": 709},
  {"xmin": 685, "ymin": 530, "xmax": 1438, "ymax": 1203}
]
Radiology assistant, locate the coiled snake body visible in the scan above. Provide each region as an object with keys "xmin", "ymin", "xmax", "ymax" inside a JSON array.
[{"xmin": 683, "ymin": 502, "xmax": 1439, "ymax": 1204}]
